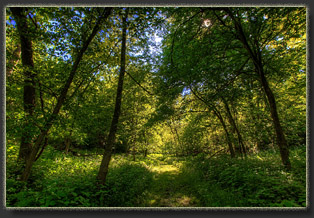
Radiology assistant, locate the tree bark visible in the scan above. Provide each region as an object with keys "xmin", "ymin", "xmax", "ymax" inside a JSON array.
[
  {"xmin": 11, "ymin": 8, "xmax": 36, "ymax": 163},
  {"xmin": 97, "ymin": 9, "xmax": 128, "ymax": 185},
  {"xmin": 19, "ymin": 8, "xmax": 112, "ymax": 182}
]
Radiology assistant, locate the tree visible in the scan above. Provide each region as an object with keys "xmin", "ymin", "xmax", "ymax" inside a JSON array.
[
  {"xmin": 218, "ymin": 7, "xmax": 305, "ymax": 170},
  {"xmin": 222, "ymin": 97, "xmax": 246, "ymax": 156},
  {"xmin": 97, "ymin": 8, "xmax": 128, "ymax": 185},
  {"xmin": 156, "ymin": 7, "xmax": 305, "ymax": 168},
  {"xmin": 6, "ymin": 7, "xmax": 305, "ymax": 186},
  {"xmin": 14, "ymin": 7, "xmax": 113, "ymax": 182},
  {"xmin": 11, "ymin": 7, "xmax": 37, "ymax": 163}
]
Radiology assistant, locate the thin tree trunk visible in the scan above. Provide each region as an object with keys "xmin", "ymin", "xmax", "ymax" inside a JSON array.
[
  {"xmin": 97, "ymin": 9, "xmax": 128, "ymax": 185},
  {"xmin": 19, "ymin": 8, "xmax": 112, "ymax": 182},
  {"xmin": 143, "ymin": 132, "xmax": 148, "ymax": 157},
  {"xmin": 144, "ymin": 148, "xmax": 148, "ymax": 158},
  {"xmin": 167, "ymin": 120, "xmax": 182, "ymax": 156},
  {"xmin": 11, "ymin": 8, "xmax": 36, "ymax": 163},
  {"xmin": 172, "ymin": 119, "xmax": 181, "ymax": 150},
  {"xmin": 132, "ymin": 147, "xmax": 136, "ymax": 161},
  {"xmin": 212, "ymin": 107, "xmax": 236, "ymax": 158},
  {"xmin": 223, "ymin": 98, "xmax": 246, "ymax": 156},
  {"xmin": 34, "ymin": 136, "xmax": 48, "ymax": 161},
  {"xmin": 189, "ymin": 86, "xmax": 235, "ymax": 158},
  {"xmin": 65, "ymin": 137, "xmax": 71, "ymax": 154}
]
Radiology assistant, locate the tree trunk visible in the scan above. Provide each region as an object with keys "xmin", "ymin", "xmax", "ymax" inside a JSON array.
[
  {"xmin": 11, "ymin": 8, "xmax": 36, "ymax": 163},
  {"xmin": 212, "ymin": 107, "xmax": 236, "ymax": 158},
  {"xmin": 34, "ymin": 136, "xmax": 48, "ymax": 161},
  {"xmin": 189, "ymin": 85, "xmax": 235, "ymax": 158},
  {"xmin": 19, "ymin": 8, "xmax": 112, "ymax": 182},
  {"xmin": 223, "ymin": 99, "xmax": 246, "ymax": 156},
  {"xmin": 143, "ymin": 132, "xmax": 148, "ymax": 157},
  {"xmin": 65, "ymin": 137, "xmax": 71, "ymax": 154},
  {"xmin": 97, "ymin": 9, "xmax": 128, "ymax": 185},
  {"xmin": 132, "ymin": 147, "xmax": 136, "ymax": 161},
  {"xmin": 259, "ymin": 68, "xmax": 291, "ymax": 170},
  {"xmin": 144, "ymin": 148, "xmax": 148, "ymax": 158},
  {"xmin": 167, "ymin": 119, "xmax": 181, "ymax": 152},
  {"xmin": 172, "ymin": 120, "xmax": 181, "ymax": 149}
]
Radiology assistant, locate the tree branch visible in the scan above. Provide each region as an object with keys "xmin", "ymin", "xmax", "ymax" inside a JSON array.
[{"xmin": 125, "ymin": 71, "xmax": 154, "ymax": 96}]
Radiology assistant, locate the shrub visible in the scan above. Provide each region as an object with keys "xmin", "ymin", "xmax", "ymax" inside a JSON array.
[
  {"xmin": 96, "ymin": 163, "xmax": 153, "ymax": 206},
  {"xmin": 181, "ymin": 147, "xmax": 306, "ymax": 207}
]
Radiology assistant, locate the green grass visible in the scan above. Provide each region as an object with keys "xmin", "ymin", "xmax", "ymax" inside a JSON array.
[
  {"xmin": 179, "ymin": 146, "xmax": 307, "ymax": 207},
  {"xmin": 6, "ymin": 144, "xmax": 306, "ymax": 207}
]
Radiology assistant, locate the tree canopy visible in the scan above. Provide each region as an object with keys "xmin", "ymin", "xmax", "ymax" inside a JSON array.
[{"xmin": 5, "ymin": 6, "xmax": 307, "ymax": 208}]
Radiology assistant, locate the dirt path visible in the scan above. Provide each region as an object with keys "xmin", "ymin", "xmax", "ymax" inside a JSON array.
[{"xmin": 141, "ymin": 164, "xmax": 200, "ymax": 207}]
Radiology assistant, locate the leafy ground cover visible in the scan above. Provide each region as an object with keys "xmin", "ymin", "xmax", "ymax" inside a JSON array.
[{"xmin": 6, "ymin": 144, "xmax": 306, "ymax": 207}]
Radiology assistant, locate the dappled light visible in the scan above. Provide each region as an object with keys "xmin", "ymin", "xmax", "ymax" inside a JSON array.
[
  {"xmin": 5, "ymin": 6, "xmax": 306, "ymax": 208},
  {"xmin": 6, "ymin": 146, "xmax": 306, "ymax": 207}
]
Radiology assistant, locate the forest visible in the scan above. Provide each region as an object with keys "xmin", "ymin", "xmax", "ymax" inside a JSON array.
[{"xmin": 5, "ymin": 6, "xmax": 307, "ymax": 208}]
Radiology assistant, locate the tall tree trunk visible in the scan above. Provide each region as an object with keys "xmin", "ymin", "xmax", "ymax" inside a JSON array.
[
  {"xmin": 19, "ymin": 8, "xmax": 112, "ymax": 182},
  {"xmin": 11, "ymin": 8, "xmax": 36, "ymax": 163},
  {"xmin": 223, "ymin": 98, "xmax": 246, "ymax": 156},
  {"xmin": 259, "ymin": 68, "xmax": 291, "ymax": 170},
  {"xmin": 225, "ymin": 8, "xmax": 291, "ymax": 170},
  {"xmin": 97, "ymin": 9, "xmax": 128, "ymax": 185}
]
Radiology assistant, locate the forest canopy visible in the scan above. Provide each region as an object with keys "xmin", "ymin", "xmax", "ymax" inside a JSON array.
[{"xmin": 5, "ymin": 6, "xmax": 307, "ymax": 208}]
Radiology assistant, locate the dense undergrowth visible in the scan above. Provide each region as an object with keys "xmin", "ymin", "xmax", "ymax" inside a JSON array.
[
  {"xmin": 178, "ymin": 146, "xmax": 307, "ymax": 207},
  {"xmin": 6, "ymin": 144, "xmax": 306, "ymax": 207}
]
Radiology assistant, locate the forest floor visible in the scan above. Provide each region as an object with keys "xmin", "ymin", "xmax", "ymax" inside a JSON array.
[
  {"xmin": 6, "ymin": 145, "xmax": 307, "ymax": 207},
  {"xmin": 142, "ymin": 164, "xmax": 200, "ymax": 207}
]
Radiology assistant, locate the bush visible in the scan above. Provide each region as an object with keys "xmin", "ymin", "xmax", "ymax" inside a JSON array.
[
  {"xmin": 181, "ymin": 147, "xmax": 306, "ymax": 207},
  {"xmin": 95, "ymin": 163, "xmax": 153, "ymax": 206},
  {"xmin": 6, "ymin": 147, "xmax": 153, "ymax": 207}
]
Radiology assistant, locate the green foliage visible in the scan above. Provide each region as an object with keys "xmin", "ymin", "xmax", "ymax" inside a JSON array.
[
  {"xmin": 181, "ymin": 146, "xmax": 306, "ymax": 207},
  {"xmin": 6, "ymin": 146, "xmax": 154, "ymax": 207},
  {"xmin": 6, "ymin": 6, "xmax": 306, "ymax": 208},
  {"xmin": 6, "ymin": 144, "xmax": 306, "ymax": 207},
  {"xmin": 98, "ymin": 163, "xmax": 153, "ymax": 206}
]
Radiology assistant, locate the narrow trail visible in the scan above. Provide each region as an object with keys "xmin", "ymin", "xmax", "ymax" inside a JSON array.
[{"xmin": 141, "ymin": 163, "xmax": 200, "ymax": 207}]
